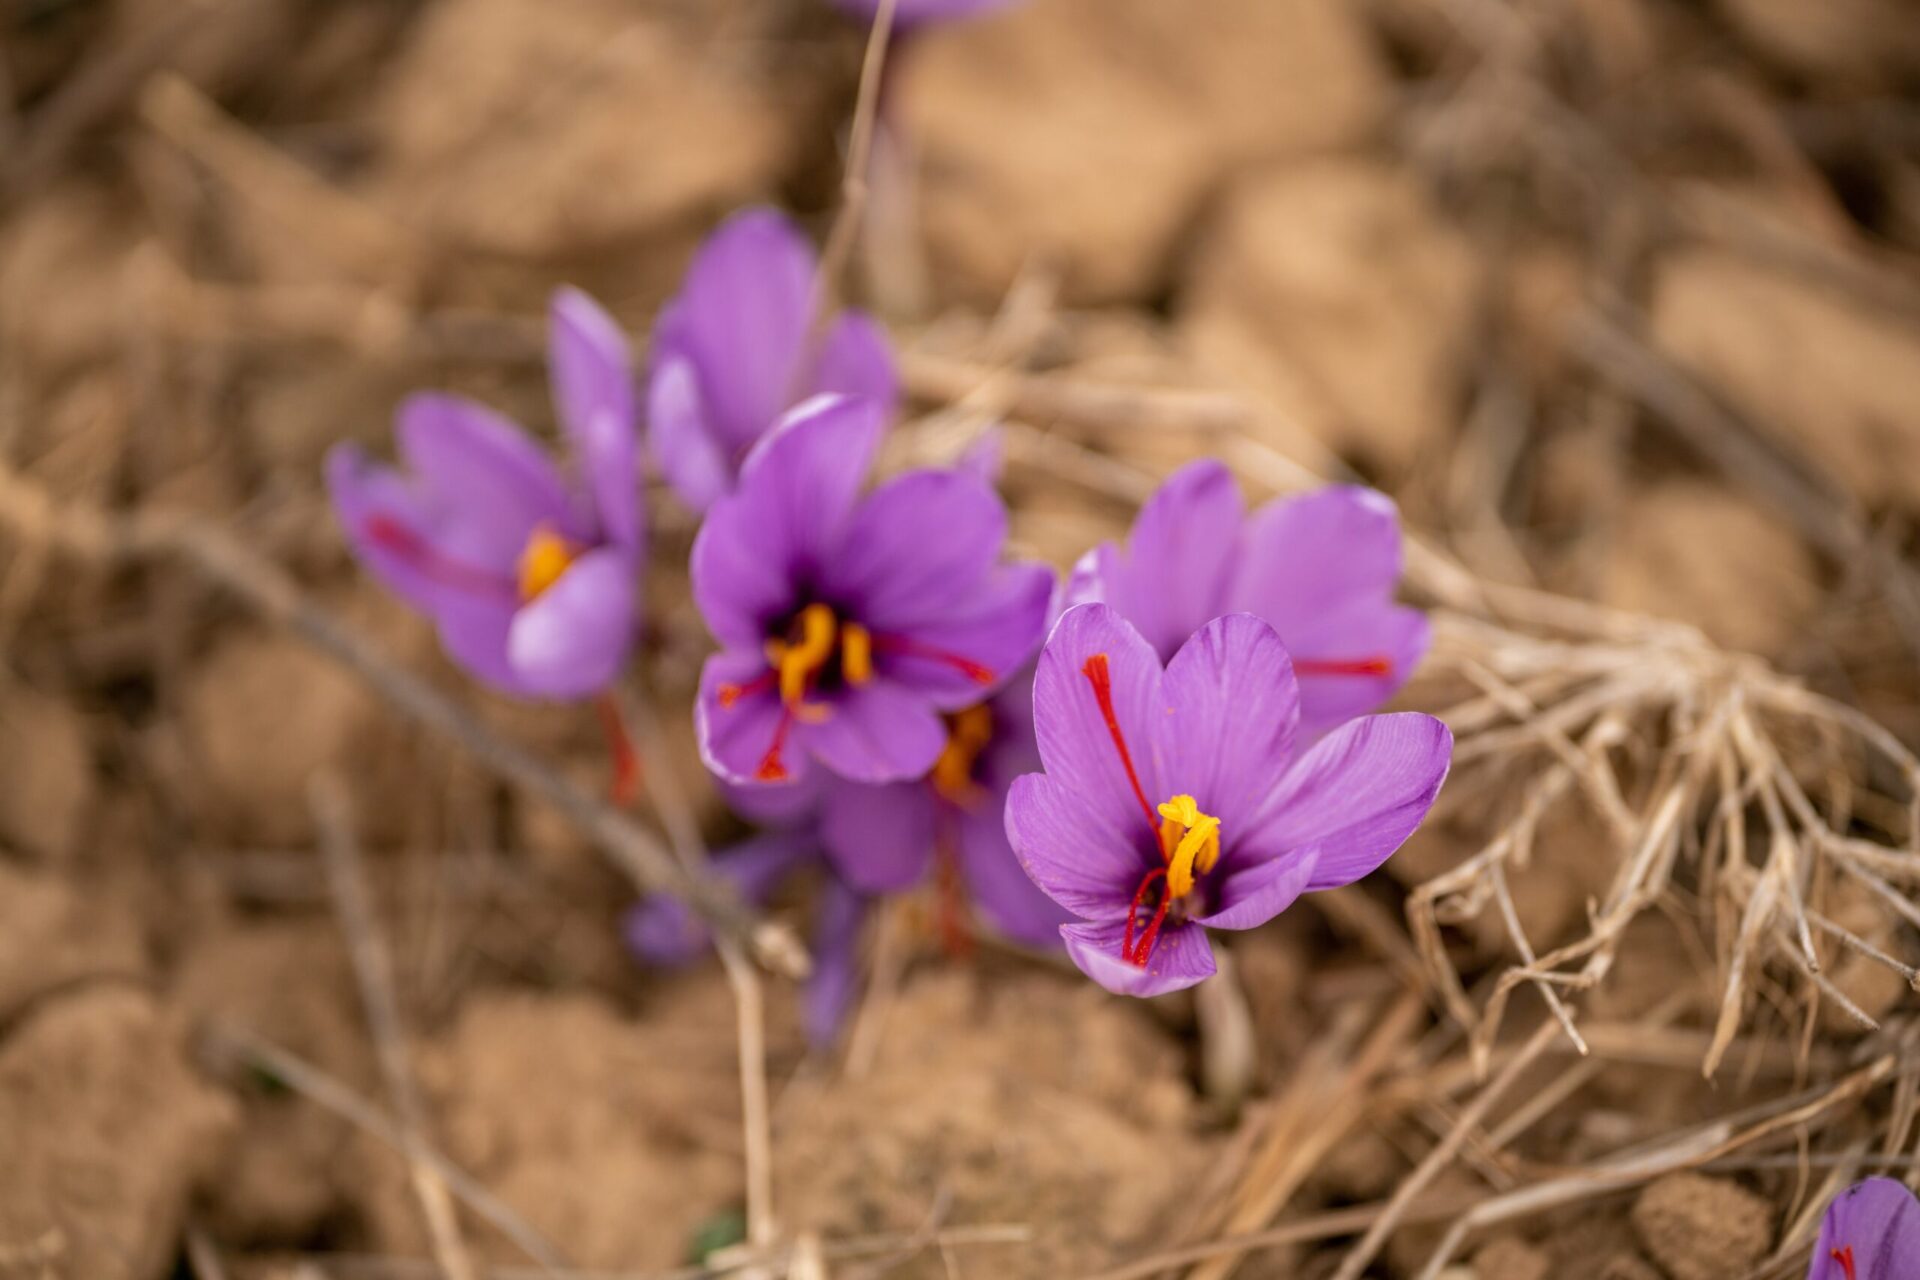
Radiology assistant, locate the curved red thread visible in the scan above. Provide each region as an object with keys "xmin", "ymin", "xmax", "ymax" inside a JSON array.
[
  {"xmin": 363, "ymin": 515, "xmax": 514, "ymax": 598},
  {"xmin": 718, "ymin": 670, "xmax": 777, "ymax": 709},
  {"xmin": 872, "ymin": 633, "xmax": 996, "ymax": 684},
  {"xmin": 596, "ymin": 694, "xmax": 641, "ymax": 806},
  {"xmin": 755, "ymin": 707, "xmax": 796, "ymax": 781},
  {"xmin": 1122, "ymin": 866, "xmax": 1169, "ymax": 966},
  {"xmin": 1293, "ymin": 655, "xmax": 1394, "ymax": 678},
  {"xmin": 1081, "ymin": 654, "xmax": 1158, "ymax": 832},
  {"xmin": 1831, "ymin": 1246, "xmax": 1856, "ymax": 1280}
]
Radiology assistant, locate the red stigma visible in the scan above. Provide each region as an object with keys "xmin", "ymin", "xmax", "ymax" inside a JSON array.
[
  {"xmin": 872, "ymin": 634, "xmax": 996, "ymax": 684},
  {"xmin": 1831, "ymin": 1246, "xmax": 1857, "ymax": 1280},
  {"xmin": 755, "ymin": 708, "xmax": 795, "ymax": 781},
  {"xmin": 1293, "ymin": 655, "xmax": 1394, "ymax": 678},
  {"xmin": 1081, "ymin": 653, "xmax": 1159, "ymax": 832},
  {"xmin": 596, "ymin": 695, "xmax": 640, "ymax": 807},
  {"xmin": 1122, "ymin": 866, "xmax": 1171, "ymax": 967},
  {"xmin": 935, "ymin": 826, "xmax": 975, "ymax": 960},
  {"xmin": 362, "ymin": 515, "xmax": 513, "ymax": 597},
  {"xmin": 718, "ymin": 670, "xmax": 777, "ymax": 709}
]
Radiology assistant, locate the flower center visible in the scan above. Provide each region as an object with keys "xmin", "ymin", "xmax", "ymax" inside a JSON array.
[
  {"xmin": 1831, "ymin": 1246, "xmax": 1856, "ymax": 1280},
  {"xmin": 516, "ymin": 524, "xmax": 579, "ymax": 602},
  {"xmin": 930, "ymin": 704, "xmax": 994, "ymax": 806}
]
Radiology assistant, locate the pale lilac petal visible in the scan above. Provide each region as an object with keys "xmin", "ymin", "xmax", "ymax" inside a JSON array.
[
  {"xmin": 823, "ymin": 469, "xmax": 1006, "ymax": 628},
  {"xmin": 1060, "ymin": 918, "xmax": 1216, "ymax": 997},
  {"xmin": 696, "ymin": 651, "xmax": 810, "ymax": 788},
  {"xmin": 327, "ymin": 444, "xmax": 515, "ymax": 618},
  {"xmin": 674, "ymin": 208, "xmax": 816, "ymax": 452},
  {"xmin": 1243, "ymin": 713, "xmax": 1452, "ymax": 890},
  {"xmin": 1094, "ymin": 460, "xmax": 1244, "ymax": 660},
  {"xmin": 1227, "ymin": 486, "xmax": 1405, "ymax": 627},
  {"xmin": 1811, "ymin": 1178, "xmax": 1920, "ymax": 1280},
  {"xmin": 798, "ymin": 679, "xmax": 947, "ymax": 784},
  {"xmin": 1158, "ymin": 614, "xmax": 1299, "ymax": 834},
  {"xmin": 690, "ymin": 395, "xmax": 885, "ymax": 648},
  {"xmin": 1003, "ymin": 773, "xmax": 1141, "ymax": 921},
  {"xmin": 875, "ymin": 563, "xmax": 1055, "ymax": 710},
  {"xmin": 1193, "ymin": 844, "xmax": 1319, "ymax": 931},
  {"xmin": 721, "ymin": 774, "xmax": 825, "ymax": 829},
  {"xmin": 820, "ymin": 775, "xmax": 936, "ymax": 893},
  {"xmin": 1287, "ymin": 601, "xmax": 1431, "ymax": 739},
  {"xmin": 958, "ymin": 803, "xmax": 1072, "ymax": 947},
  {"xmin": 813, "ymin": 309, "xmax": 899, "ymax": 420},
  {"xmin": 396, "ymin": 393, "xmax": 580, "ymax": 563},
  {"xmin": 505, "ymin": 547, "xmax": 637, "ymax": 699},
  {"xmin": 549, "ymin": 288, "xmax": 640, "ymax": 550},
  {"xmin": 433, "ymin": 594, "xmax": 530, "ymax": 696},
  {"xmin": 648, "ymin": 353, "xmax": 732, "ymax": 513},
  {"xmin": 805, "ymin": 877, "xmax": 867, "ymax": 1050},
  {"xmin": 1029, "ymin": 603, "xmax": 1166, "ymax": 837},
  {"xmin": 625, "ymin": 830, "xmax": 815, "ymax": 966}
]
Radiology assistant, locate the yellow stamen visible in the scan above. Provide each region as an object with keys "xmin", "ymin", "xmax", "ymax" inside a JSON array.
[
  {"xmin": 930, "ymin": 704, "xmax": 994, "ymax": 805},
  {"xmin": 1155, "ymin": 794, "xmax": 1221, "ymax": 900},
  {"xmin": 516, "ymin": 525, "xmax": 576, "ymax": 601},
  {"xmin": 840, "ymin": 622, "xmax": 874, "ymax": 686},
  {"xmin": 769, "ymin": 603, "xmax": 837, "ymax": 708}
]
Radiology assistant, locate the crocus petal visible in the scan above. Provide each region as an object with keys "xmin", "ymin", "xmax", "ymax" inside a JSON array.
[
  {"xmin": 396, "ymin": 393, "xmax": 581, "ymax": 563},
  {"xmin": 798, "ymin": 679, "xmax": 947, "ymax": 784},
  {"xmin": 958, "ymin": 802, "xmax": 1072, "ymax": 947},
  {"xmin": 1092, "ymin": 460, "xmax": 1245, "ymax": 660},
  {"xmin": 721, "ymin": 774, "xmax": 826, "ymax": 829},
  {"xmin": 692, "ymin": 395, "xmax": 885, "ymax": 647},
  {"xmin": 673, "ymin": 207, "xmax": 817, "ymax": 452},
  {"xmin": 805, "ymin": 877, "xmax": 867, "ymax": 1050},
  {"xmin": 955, "ymin": 428, "xmax": 1005, "ymax": 485},
  {"xmin": 1157, "ymin": 613, "xmax": 1300, "ymax": 835},
  {"xmin": 1060, "ymin": 918, "xmax": 1216, "ymax": 997},
  {"xmin": 648, "ymin": 352, "xmax": 733, "ymax": 513},
  {"xmin": 625, "ymin": 830, "xmax": 815, "ymax": 967},
  {"xmin": 1810, "ymin": 1178, "xmax": 1920, "ymax": 1280},
  {"xmin": 1227, "ymin": 485, "xmax": 1406, "ymax": 625},
  {"xmin": 813, "ymin": 310, "xmax": 900, "ymax": 422},
  {"xmin": 1193, "ymin": 844, "xmax": 1320, "ymax": 931},
  {"xmin": 823, "ymin": 468, "xmax": 1007, "ymax": 629},
  {"xmin": 1029, "ymin": 603, "xmax": 1166, "ymax": 838},
  {"xmin": 505, "ymin": 548, "xmax": 637, "ymax": 699},
  {"xmin": 1287, "ymin": 600, "xmax": 1431, "ymax": 739},
  {"xmin": 1003, "ymin": 773, "xmax": 1142, "ymax": 922},
  {"xmin": 820, "ymin": 774, "xmax": 936, "ymax": 893},
  {"xmin": 433, "ymin": 593, "xmax": 531, "ymax": 696},
  {"xmin": 549, "ymin": 288, "xmax": 640, "ymax": 550},
  {"xmin": 873, "ymin": 562, "xmax": 1055, "ymax": 709},
  {"xmin": 696, "ymin": 651, "xmax": 810, "ymax": 787},
  {"xmin": 1242, "ymin": 712, "xmax": 1452, "ymax": 890},
  {"xmin": 327, "ymin": 444, "xmax": 514, "ymax": 618}
]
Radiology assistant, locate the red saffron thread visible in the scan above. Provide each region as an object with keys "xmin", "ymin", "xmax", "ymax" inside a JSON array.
[
  {"xmin": 1081, "ymin": 653, "xmax": 1159, "ymax": 832},
  {"xmin": 1831, "ymin": 1246, "xmax": 1857, "ymax": 1280},
  {"xmin": 717, "ymin": 669, "xmax": 778, "ymax": 708},
  {"xmin": 1293, "ymin": 655, "xmax": 1394, "ymax": 678},
  {"xmin": 596, "ymin": 694, "xmax": 641, "ymax": 806},
  {"xmin": 1122, "ymin": 866, "xmax": 1171, "ymax": 966},
  {"xmin": 755, "ymin": 707, "xmax": 796, "ymax": 781},
  {"xmin": 363, "ymin": 515, "xmax": 513, "ymax": 597},
  {"xmin": 872, "ymin": 633, "xmax": 996, "ymax": 684}
]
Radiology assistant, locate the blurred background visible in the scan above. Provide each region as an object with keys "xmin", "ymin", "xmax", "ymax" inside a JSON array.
[{"xmin": 3, "ymin": 0, "xmax": 1920, "ymax": 1277}]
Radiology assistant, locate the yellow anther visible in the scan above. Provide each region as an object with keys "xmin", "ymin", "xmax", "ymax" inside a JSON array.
[
  {"xmin": 775, "ymin": 603, "xmax": 837, "ymax": 708},
  {"xmin": 516, "ymin": 525, "xmax": 576, "ymax": 601},
  {"xmin": 1155, "ymin": 794, "xmax": 1221, "ymax": 900},
  {"xmin": 840, "ymin": 622, "xmax": 874, "ymax": 686},
  {"xmin": 930, "ymin": 704, "xmax": 994, "ymax": 805}
]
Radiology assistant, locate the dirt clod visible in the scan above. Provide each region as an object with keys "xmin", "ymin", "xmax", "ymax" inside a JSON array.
[{"xmin": 1630, "ymin": 1173, "xmax": 1772, "ymax": 1280}]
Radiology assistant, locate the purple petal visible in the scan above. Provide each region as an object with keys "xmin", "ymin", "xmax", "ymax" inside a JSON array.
[
  {"xmin": 648, "ymin": 352, "xmax": 733, "ymax": 513},
  {"xmin": 805, "ymin": 876, "xmax": 867, "ymax": 1050},
  {"xmin": 1087, "ymin": 460, "xmax": 1244, "ymax": 660},
  {"xmin": 690, "ymin": 395, "xmax": 884, "ymax": 649},
  {"xmin": 823, "ymin": 468, "xmax": 1007, "ymax": 628},
  {"xmin": 1193, "ymin": 844, "xmax": 1320, "ymax": 931},
  {"xmin": 1060, "ymin": 918, "xmax": 1216, "ymax": 997},
  {"xmin": 955, "ymin": 429, "xmax": 1005, "ymax": 485},
  {"xmin": 625, "ymin": 830, "xmax": 816, "ymax": 967},
  {"xmin": 813, "ymin": 309, "xmax": 899, "ymax": 422},
  {"xmin": 696, "ymin": 651, "xmax": 810, "ymax": 788},
  {"xmin": 549, "ymin": 288, "xmax": 640, "ymax": 550},
  {"xmin": 721, "ymin": 773, "xmax": 826, "ymax": 829},
  {"xmin": 1243, "ymin": 713, "xmax": 1452, "ymax": 891},
  {"xmin": 326, "ymin": 444, "xmax": 514, "ymax": 618},
  {"xmin": 798, "ymin": 678, "xmax": 947, "ymax": 784},
  {"xmin": 1029, "ymin": 603, "xmax": 1166, "ymax": 839},
  {"xmin": 1158, "ymin": 614, "xmax": 1300, "ymax": 833},
  {"xmin": 958, "ymin": 802, "xmax": 1072, "ymax": 948},
  {"xmin": 820, "ymin": 775, "xmax": 936, "ymax": 893},
  {"xmin": 672, "ymin": 207, "xmax": 817, "ymax": 454},
  {"xmin": 1811, "ymin": 1178, "xmax": 1920, "ymax": 1280},
  {"xmin": 505, "ymin": 547, "xmax": 637, "ymax": 699},
  {"xmin": 1287, "ymin": 600, "xmax": 1431, "ymax": 739},
  {"xmin": 873, "ymin": 563, "xmax": 1055, "ymax": 710},
  {"xmin": 396, "ymin": 393, "xmax": 580, "ymax": 564},
  {"xmin": 433, "ymin": 593, "xmax": 530, "ymax": 696},
  {"xmin": 1003, "ymin": 773, "xmax": 1142, "ymax": 922}
]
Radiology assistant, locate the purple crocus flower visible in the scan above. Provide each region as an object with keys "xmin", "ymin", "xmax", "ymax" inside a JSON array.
[
  {"xmin": 1005, "ymin": 604, "xmax": 1451, "ymax": 997},
  {"xmin": 691, "ymin": 393, "xmax": 1053, "ymax": 789},
  {"xmin": 648, "ymin": 208, "xmax": 898, "ymax": 512},
  {"xmin": 1810, "ymin": 1179, "xmax": 1920, "ymax": 1280},
  {"xmin": 1068, "ymin": 460, "xmax": 1430, "ymax": 739},
  {"xmin": 328, "ymin": 288, "xmax": 641, "ymax": 700}
]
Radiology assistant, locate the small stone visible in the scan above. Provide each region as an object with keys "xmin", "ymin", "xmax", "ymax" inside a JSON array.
[
  {"xmin": 1474, "ymin": 1235, "xmax": 1551, "ymax": 1280},
  {"xmin": 1630, "ymin": 1173, "xmax": 1771, "ymax": 1280}
]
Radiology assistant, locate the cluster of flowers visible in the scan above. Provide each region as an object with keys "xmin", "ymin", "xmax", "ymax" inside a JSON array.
[{"xmin": 326, "ymin": 207, "xmax": 1453, "ymax": 1042}]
